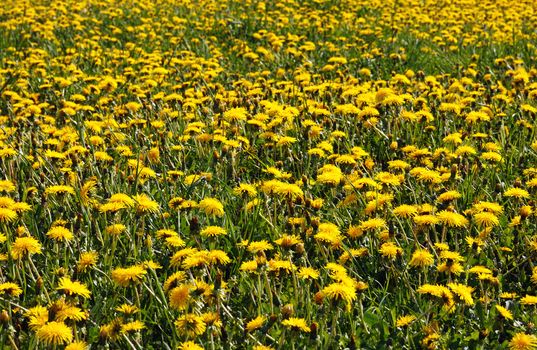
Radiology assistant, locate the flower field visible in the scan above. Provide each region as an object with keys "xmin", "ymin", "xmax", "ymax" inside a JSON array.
[{"xmin": 1, "ymin": 0, "xmax": 537, "ymax": 348}]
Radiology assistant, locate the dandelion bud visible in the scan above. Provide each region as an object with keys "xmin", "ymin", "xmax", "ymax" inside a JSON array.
[
  {"xmin": 214, "ymin": 272, "xmax": 222, "ymax": 291},
  {"xmin": 145, "ymin": 236, "xmax": 152, "ymax": 248},
  {"xmin": 314, "ymin": 291, "xmax": 324, "ymax": 305},
  {"xmin": 294, "ymin": 243, "xmax": 305, "ymax": 256},
  {"xmin": 36, "ymin": 277, "xmax": 43, "ymax": 291},
  {"xmin": 16, "ymin": 226, "xmax": 28, "ymax": 237},
  {"xmin": 310, "ymin": 322, "xmax": 318, "ymax": 339},
  {"xmin": 520, "ymin": 206, "xmax": 532, "ymax": 219},
  {"xmin": 281, "ymin": 304, "xmax": 294, "ymax": 319},
  {"xmin": 355, "ymin": 281, "xmax": 368, "ymax": 293},
  {"xmin": 190, "ymin": 217, "xmax": 200, "ymax": 235},
  {"xmin": 0, "ymin": 310, "xmax": 10, "ymax": 325},
  {"xmin": 255, "ymin": 252, "xmax": 267, "ymax": 265},
  {"xmin": 265, "ymin": 314, "xmax": 278, "ymax": 331},
  {"xmin": 450, "ymin": 164, "xmax": 458, "ymax": 179},
  {"xmin": 390, "ymin": 141, "xmax": 398, "ymax": 150},
  {"xmin": 148, "ymin": 147, "xmax": 160, "ymax": 163}
]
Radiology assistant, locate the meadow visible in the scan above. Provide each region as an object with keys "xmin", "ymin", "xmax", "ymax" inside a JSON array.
[{"xmin": 1, "ymin": 0, "xmax": 537, "ymax": 348}]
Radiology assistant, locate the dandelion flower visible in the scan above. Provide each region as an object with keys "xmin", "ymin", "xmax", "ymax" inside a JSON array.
[
  {"xmin": 436, "ymin": 211, "xmax": 469, "ymax": 228},
  {"xmin": 495, "ymin": 305, "xmax": 513, "ymax": 320},
  {"xmin": 281, "ymin": 317, "xmax": 311, "ymax": 332},
  {"xmin": 297, "ymin": 267, "xmax": 320, "ymax": 280},
  {"xmin": 11, "ymin": 236, "xmax": 42, "ymax": 259},
  {"xmin": 0, "ymin": 282, "xmax": 23, "ymax": 297},
  {"xmin": 379, "ymin": 242, "xmax": 403, "ymax": 259},
  {"xmin": 198, "ymin": 198, "xmax": 225, "ymax": 217},
  {"xmin": 200, "ymin": 226, "xmax": 227, "ymax": 237},
  {"xmin": 359, "ymin": 218, "xmax": 387, "ymax": 231},
  {"xmin": 0, "ymin": 208, "xmax": 17, "ymax": 223},
  {"xmin": 45, "ymin": 185, "xmax": 75, "ymax": 196},
  {"xmin": 175, "ymin": 314, "xmax": 206, "ymax": 338},
  {"xmin": 108, "ymin": 193, "xmax": 135, "ymax": 207},
  {"xmin": 36, "ymin": 321, "xmax": 73, "ymax": 345},
  {"xmin": 509, "ymin": 333, "xmax": 537, "ymax": 350},
  {"xmin": 409, "ymin": 249, "xmax": 434, "ymax": 268},
  {"xmin": 504, "ymin": 188, "xmax": 530, "ymax": 199},
  {"xmin": 447, "ymin": 283, "xmax": 474, "ymax": 306},
  {"xmin": 246, "ymin": 316, "xmax": 265, "ymax": 332},
  {"xmin": 65, "ymin": 341, "xmax": 89, "ymax": 350},
  {"xmin": 169, "ymin": 284, "xmax": 191, "ymax": 310},
  {"xmin": 396, "ymin": 315, "xmax": 416, "ymax": 327},
  {"xmin": 121, "ymin": 320, "xmax": 145, "ymax": 334},
  {"xmin": 247, "ymin": 240, "xmax": 274, "ymax": 253},
  {"xmin": 46, "ymin": 226, "xmax": 74, "ymax": 242},
  {"xmin": 473, "ymin": 212, "xmax": 500, "ymax": 227},
  {"xmin": 521, "ymin": 295, "xmax": 537, "ymax": 305},
  {"xmin": 56, "ymin": 277, "xmax": 91, "ymax": 298},
  {"xmin": 0, "ymin": 180, "xmax": 16, "ymax": 192},
  {"xmin": 111, "ymin": 265, "xmax": 147, "ymax": 287},
  {"xmin": 77, "ymin": 251, "xmax": 98, "ymax": 272},
  {"xmin": 321, "ymin": 282, "xmax": 357, "ymax": 306},
  {"xmin": 178, "ymin": 341, "xmax": 205, "ymax": 350},
  {"xmin": 239, "ymin": 260, "xmax": 258, "ymax": 272},
  {"xmin": 393, "ymin": 204, "xmax": 418, "ymax": 218},
  {"xmin": 413, "ymin": 214, "xmax": 439, "ymax": 226},
  {"xmin": 133, "ymin": 194, "xmax": 160, "ymax": 214}
]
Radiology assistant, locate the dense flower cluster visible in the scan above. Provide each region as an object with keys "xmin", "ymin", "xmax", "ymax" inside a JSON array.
[{"xmin": 0, "ymin": 0, "xmax": 537, "ymax": 348}]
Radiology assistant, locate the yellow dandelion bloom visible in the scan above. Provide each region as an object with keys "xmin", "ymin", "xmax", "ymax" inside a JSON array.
[
  {"xmin": 321, "ymin": 282, "xmax": 357, "ymax": 306},
  {"xmin": 198, "ymin": 198, "xmax": 225, "ymax": 217},
  {"xmin": 111, "ymin": 265, "xmax": 147, "ymax": 287},
  {"xmin": 409, "ymin": 249, "xmax": 434, "ymax": 268},
  {"xmin": 56, "ymin": 277, "xmax": 91, "ymax": 298},
  {"xmin": 121, "ymin": 320, "xmax": 145, "ymax": 334},
  {"xmin": 447, "ymin": 283, "xmax": 474, "ymax": 305},
  {"xmin": 133, "ymin": 194, "xmax": 160, "ymax": 214},
  {"xmin": 246, "ymin": 316, "xmax": 265, "ymax": 332},
  {"xmin": 200, "ymin": 226, "xmax": 227, "ymax": 237},
  {"xmin": 396, "ymin": 315, "xmax": 416, "ymax": 327},
  {"xmin": 509, "ymin": 333, "xmax": 537, "ymax": 350},
  {"xmin": 281, "ymin": 317, "xmax": 311, "ymax": 332},
  {"xmin": 297, "ymin": 267, "xmax": 320, "ymax": 280},
  {"xmin": 77, "ymin": 251, "xmax": 98, "ymax": 272},
  {"xmin": 379, "ymin": 242, "xmax": 403, "ymax": 259},
  {"xmin": 45, "ymin": 185, "xmax": 75, "ymax": 196},
  {"xmin": 521, "ymin": 295, "xmax": 537, "ymax": 305},
  {"xmin": 36, "ymin": 321, "xmax": 73, "ymax": 345},
  {"xmin": 46, "ymin": 226, "xmax": 74, "ymax": 242},
  {"xmin": 495, "ymin": 305, "xmax": 513, "ymax": 320},
  {"xmin": 11, "ymin": 236, "xmax": 42, "ymax": 259},
  {"xmin": 65, "ymin": 341, "xmax": 89, "ymax": 350},
  {"xmin": 0, "ymin": 282, "xmax": 23, "ymax": 297},
  {"xmin": 0, "ymin": 207, "xmax": 17, "ymax": 222},
  {"xmin": 504, "ymin": 187, "xmax": 530, "ymax": 198},
  {"xmin": 175, "ymin": 314, "xmax": 206, "ymax": 338},
  {"xmin": 178, "ymin": 341, "xmax": 205, "ymax": 350},
  {"xmin": 436, "ymin": 210, "xmax": 469, "ymax": 228},
  {"xmin": 169, "ymin": 284, "xmax": 191, "ymax": 310},
  {"xmin": 359, "ymin": 218, "xmax": 387, "ymax": 231}
]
